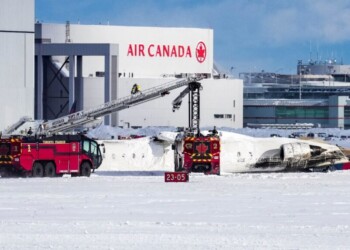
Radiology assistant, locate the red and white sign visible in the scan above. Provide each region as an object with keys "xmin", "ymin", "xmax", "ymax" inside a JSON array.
[
  {"xmin": 127, "ymin": 41, "xmax": 207, "ymax": 64},
  {"xmin": 164, "ymin": 172, "xmax": 189, "ymax": 182},
  {"xmin": 127, "ymin": 44, "xmax": 192, "ymax": 58}
]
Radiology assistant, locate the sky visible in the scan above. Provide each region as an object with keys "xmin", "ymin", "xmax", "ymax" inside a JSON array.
[{"xmin": 35, "ymin": 0, "xmax": 350, "ymax": 75}]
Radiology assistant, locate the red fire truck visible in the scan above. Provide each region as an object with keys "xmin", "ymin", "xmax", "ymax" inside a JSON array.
[
  {"xmin": 0, "ymin": 134, "xmax": 103, "ymax": 177},
  {"xmin": 173, "ymin": 131, "xmax": 220, "ymax": 175},
  {"xmin": 171, "ymin": 81, "xmax": 221, "ymax": 175}
]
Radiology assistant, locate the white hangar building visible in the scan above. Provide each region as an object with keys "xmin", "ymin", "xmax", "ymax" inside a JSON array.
[
  {"xmin": 35, "ymin": 23, "xmax": 243, "ymax": 129},
  {"xmin": 0, "ymin": 0, "xmax": 243, "ymax": 131},
  {"xmin": 0, "ymin": 0, "xmax": 34, "ymax": 131},
  {"xmin": 35, "ymin": 23, "xmax": 243, "ymax": 128}
]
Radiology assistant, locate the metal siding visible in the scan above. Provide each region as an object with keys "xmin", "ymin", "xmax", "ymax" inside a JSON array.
[
  {"xmin": 0, "ymin": 33, "xmax": 34, "ymax": 130},
  {"xmin": 0, "ymin": 33, "xmax": 24, "ymax": 87},
  {"xmin": 0, "ymin": 0, "xmax": 34, "ymax": 130},
  {"xmin": 24, "ymin": 34, "xmax": 35, "ymax": 119},
  {"xmin": 0, "ymin": 0, "xmax": 34, "ymax": 32}
]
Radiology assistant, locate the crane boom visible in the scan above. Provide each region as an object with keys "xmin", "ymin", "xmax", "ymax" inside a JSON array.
[{"xmin": 39, "ymin": 75, "xmax": 204, "ymax": 134}]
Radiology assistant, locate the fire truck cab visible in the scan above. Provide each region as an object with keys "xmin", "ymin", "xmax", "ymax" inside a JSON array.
[
  {"xmin": 173, "ymin": 130, "xmax": 220, "ymax": 175},
  {"xmin": 0, "ymin": 134, "xmax": 103, "ymax": 177}
]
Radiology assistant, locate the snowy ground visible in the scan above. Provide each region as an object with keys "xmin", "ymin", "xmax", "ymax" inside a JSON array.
[
  {"xmin": 1, "ymin": 171, "xmax": 350, "ymax": 249},
  {"xmin": 2, "ymin": 126, "xmax": 350, "ymax": 249}
]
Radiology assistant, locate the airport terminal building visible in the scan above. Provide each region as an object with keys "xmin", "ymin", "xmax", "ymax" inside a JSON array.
[{"xmin": 242, "ymin": 60, "xmax": 350, "ymax": 129}]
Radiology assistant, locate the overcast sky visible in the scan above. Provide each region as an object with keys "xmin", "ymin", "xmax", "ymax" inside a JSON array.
[{"xmin": 35, "ymin": 0, "xmax": 350, "ymax": 75}]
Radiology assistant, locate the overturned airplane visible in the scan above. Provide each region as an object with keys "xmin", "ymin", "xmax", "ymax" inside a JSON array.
[{"xmin": 158, "ymin": 131, "xmax": 350, "ymax": 173}]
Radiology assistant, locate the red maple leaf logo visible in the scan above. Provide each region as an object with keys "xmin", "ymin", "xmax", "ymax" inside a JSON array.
[
  {"xmin": 196, "ymin": 41, "xmax": 206, "ymax": 63},
  {"xmin": 195, "ymin": 143, "xmax": 208, "ymax": 154}
]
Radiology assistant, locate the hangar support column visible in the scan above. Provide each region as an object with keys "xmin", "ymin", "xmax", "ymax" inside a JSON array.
[
  {"xmin": 76, "ymin": 56, "xmax": 83, "ymax": 111},
  {"xmin": 104, "ymin": 54, "xmax": 118, "ymax": 126},
  {"xmin": 35, "ymin": 43, "xmax": 119, "ymax": 126},
  {"xmin": 111, "ymin": 55, "xmax": 118, "ymax": 126},
  {"xmin": 36, "ymin": 55, "xmax": 44, "ymax": 120},
  {"xmin": 69, "ymin": 55, "xmax": 76, "ymax": 112}
]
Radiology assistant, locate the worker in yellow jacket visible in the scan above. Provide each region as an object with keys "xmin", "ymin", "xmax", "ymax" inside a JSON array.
[{"xmin": 131, "ymin": 83, "xmax": 141, "ymax": 95}]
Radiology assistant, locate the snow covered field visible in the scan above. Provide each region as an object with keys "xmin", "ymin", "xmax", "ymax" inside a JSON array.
[
  {"xmin": 1, "ymin": 171, "xmax": 350, "ymax": 249},
  {"xmin": 1, "ymin": 126, "xmax": 350, "ymax": 249}
]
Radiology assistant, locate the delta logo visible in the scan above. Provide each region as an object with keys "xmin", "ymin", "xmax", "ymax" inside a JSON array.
[{"xmin": 127, "ymin": 41, "xmax": 207, "ymax": 63}]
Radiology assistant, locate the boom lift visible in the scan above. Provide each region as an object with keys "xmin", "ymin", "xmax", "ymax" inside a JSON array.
[
  {"xmin": 37, "ymin": 76, "xmax": 205, "ymax": 134},
  {"xmin": 171, "ymin": 81, "xmax": 221, "ymax": 175}
]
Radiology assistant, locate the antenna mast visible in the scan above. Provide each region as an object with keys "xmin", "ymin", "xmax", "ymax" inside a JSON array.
[{"xmin": 65, "ymin": 21, "xmax": 71, "ymax": 43}]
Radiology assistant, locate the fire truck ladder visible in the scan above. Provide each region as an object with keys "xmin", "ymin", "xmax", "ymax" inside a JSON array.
[
  {"xmin": 40, "ymin": 76, "xmax": 205, "ymax": 134},
  {"xmin": 172, "ymin": 81, "xmax": 202, "ymax": 135},
  {"xmin": 2, "ymin": 116, "xmax": 33, "ymax": 135}
]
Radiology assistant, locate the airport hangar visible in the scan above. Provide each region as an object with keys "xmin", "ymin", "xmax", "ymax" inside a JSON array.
[
  {"xmin": 35, "ymin": 23, "xmax": 243, "ymax": 129},
  {"xmin": 1, "ymin": 0, "xmax": 243, "ymax": 131}
]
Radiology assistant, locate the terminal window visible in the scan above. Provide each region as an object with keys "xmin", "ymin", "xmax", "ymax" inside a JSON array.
[
  {"xmin": 276, "ymin": 107, "xmax": 328, "ymax": 118},
  {"xmin": 344, "ymin": 106, "xmax": 350, "ymax": 118}
]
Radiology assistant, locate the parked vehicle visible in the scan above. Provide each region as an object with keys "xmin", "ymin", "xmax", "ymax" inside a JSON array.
[{"xmin": 0, "ymin": 134, "xmax": 103, "ymax": 177}]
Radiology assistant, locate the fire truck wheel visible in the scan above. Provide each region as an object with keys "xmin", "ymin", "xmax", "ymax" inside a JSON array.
[
  {"xmin": 32, "ymin": 162, "xmax": 44, "ymax": 177},
  {"xmin": 44, "ymin": 162, "xmax": 56, "ymax": 177},
  {"xmin": 80, "ymin": 162, "xmax": 92, "ymax": 177}
]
